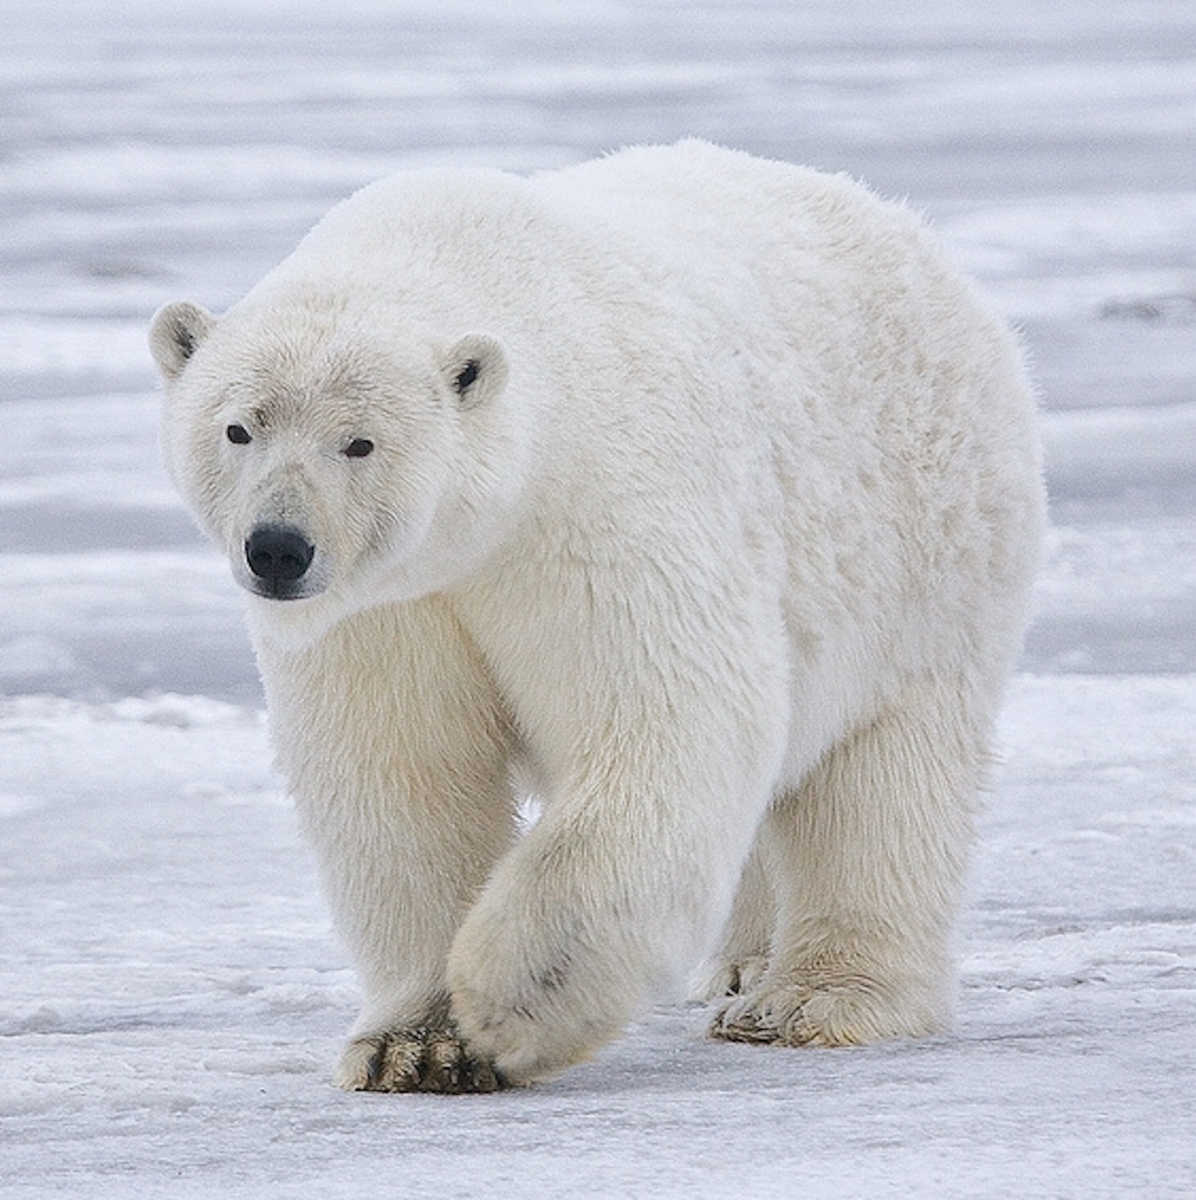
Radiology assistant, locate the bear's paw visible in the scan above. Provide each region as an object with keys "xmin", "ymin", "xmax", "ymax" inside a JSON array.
[
  {"xmin": 689, "ymin": 953, "xmax": 771, "ymax": 1005},
  {"xmin": 708, "ymin": 968, "xmax": 943, "ymax": 1048},
  {"xmin": 335, "ymin": 1024, "xmax": 507, "ymax": 1094}
]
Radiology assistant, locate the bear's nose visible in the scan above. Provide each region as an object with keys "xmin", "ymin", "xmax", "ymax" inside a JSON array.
[{"xmin": 245, "ymin": 524, "xmax": 315, "ymax": 587}]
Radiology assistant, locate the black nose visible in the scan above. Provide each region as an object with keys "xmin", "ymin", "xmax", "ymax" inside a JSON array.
[{"xmin": 245, "ymin": 524, "xmax": 315, "ymax": 587}]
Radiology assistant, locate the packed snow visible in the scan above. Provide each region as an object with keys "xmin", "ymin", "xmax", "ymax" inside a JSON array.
[{"xmin": 1, "ymin": 1, "xmax": 1193, "ymax": 1196}]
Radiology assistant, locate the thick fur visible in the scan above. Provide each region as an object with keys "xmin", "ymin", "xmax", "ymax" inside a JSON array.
[{"xmin": 151, "ymin": 140, "xmax": 1045, "ymax": 1090}]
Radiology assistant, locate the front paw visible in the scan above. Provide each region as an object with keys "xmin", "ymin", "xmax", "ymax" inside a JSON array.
[
  {"xmin": 448, "ymin": 904, "xmax": 619, "ymax": 1086},
  {"xmin": 335, "ymin": 1023, "xmax": 506, "ymax": 1094}
]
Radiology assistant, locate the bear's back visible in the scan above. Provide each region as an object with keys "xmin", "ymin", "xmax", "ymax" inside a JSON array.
[{"xmin": 259, "ymin": 141, "xmax": 936, "ymax": 337}]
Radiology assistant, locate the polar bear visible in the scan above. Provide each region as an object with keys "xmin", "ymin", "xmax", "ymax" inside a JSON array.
[{"xmin": 150, "ymin": 140, "xmax": 1044, "ymax": 1092}]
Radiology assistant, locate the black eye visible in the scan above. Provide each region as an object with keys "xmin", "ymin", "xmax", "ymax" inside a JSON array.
[
  {"xmin": 226, "ymin": 423, "xmax": 251, "ymax": 445},
  {"xmin": 344, "ymin": 438, "xmax": 374, "ymax": 459}
]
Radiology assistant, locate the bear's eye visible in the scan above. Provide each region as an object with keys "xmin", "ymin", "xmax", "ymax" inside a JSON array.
[
  {"xmin": 226, "ymin": 423, "xmax": 251, "ymax": 445},
  {"xmin": 343, "ymin": 438, "xmax": 374, "ymax": 459}
]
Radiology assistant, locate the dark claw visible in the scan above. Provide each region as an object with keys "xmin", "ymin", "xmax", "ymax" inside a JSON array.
[{"xmin": 351, "ymin": 1025, "xmax": 507, "ymax": 1094}]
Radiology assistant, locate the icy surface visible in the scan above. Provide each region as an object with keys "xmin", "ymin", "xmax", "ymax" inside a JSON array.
[{"xmin": 1, "ymin": 1, "xmax": 1194, "ymax": 1196}]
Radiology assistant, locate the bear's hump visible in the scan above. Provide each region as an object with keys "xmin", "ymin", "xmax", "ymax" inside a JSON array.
[
  {"xmin": 300, "ymin": 166, "xmax": 584, "ymax": 275},
  {"xmin": 236, "ymin": 165, "xmax": 568, "ymax": 326}
]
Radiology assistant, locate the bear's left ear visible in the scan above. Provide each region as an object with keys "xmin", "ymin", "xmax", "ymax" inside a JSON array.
[
  {"xmin": 440, "ymin": 333, "xmax": 508, "ymax": 411},
  {"xmin": 149, "ymin": 301, "xmax": 216, "ymax": 380}
]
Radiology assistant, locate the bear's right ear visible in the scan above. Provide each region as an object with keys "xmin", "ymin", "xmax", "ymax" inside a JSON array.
[{"xmin": 149, "ymin": 301, "xmax": 216, "ymax": 380}]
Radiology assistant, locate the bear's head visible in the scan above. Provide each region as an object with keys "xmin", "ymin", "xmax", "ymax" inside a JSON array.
[{"xmin": 150, "ymin": 293, "xmax": 523, "ymax": 643}]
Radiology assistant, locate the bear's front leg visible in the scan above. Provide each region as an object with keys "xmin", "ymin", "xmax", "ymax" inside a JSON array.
[
  {"xmin": 446, "ymin": 681, "xmax": 786, "ymax": 1084},
  {"xmin": 442, "ymin": 544, "xmax": 792, "ymax": 1085},
  {"xmin": 255, "ymin": 601, "xmax": 518, "ymax": 1093}
]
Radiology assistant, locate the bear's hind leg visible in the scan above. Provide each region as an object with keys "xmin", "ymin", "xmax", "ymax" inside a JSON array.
[
  {"xmin": 690, "ymin": 836, "xmax": 774, "ymax": 1003},
  {"xmin": 711, "ymin": 675, "xmax": 987, "ymax": 1047}
]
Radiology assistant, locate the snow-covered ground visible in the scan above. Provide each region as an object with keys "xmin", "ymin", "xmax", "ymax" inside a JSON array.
[{"xmin": 1, "ymin": 2, "xmax": 1194, "ymax": 1195}]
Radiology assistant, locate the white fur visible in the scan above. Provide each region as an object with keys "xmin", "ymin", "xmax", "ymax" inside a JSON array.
[{"xmin": 151, "ymin": 141, "xmax": 1045, "ymax": 1090}]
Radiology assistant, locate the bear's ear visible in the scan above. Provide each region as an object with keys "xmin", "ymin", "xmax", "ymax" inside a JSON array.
[
  {"xmin": 149, "ymin": 301, "xmax": 216, "ymax": 380},
  {"xmin": 440, "ymin": 333, "xmax": 508, "ymax": 411}
]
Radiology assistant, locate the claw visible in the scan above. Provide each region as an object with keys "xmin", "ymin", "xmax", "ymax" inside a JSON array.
[{"xmin": 339, "ymin": 1024, "xmax": 507, "ymax": 1094}]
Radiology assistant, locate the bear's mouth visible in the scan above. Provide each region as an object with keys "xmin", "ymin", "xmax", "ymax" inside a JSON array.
[{"xmin": 242, "ymin": 523, "xmax": 319, "ymax": 601}]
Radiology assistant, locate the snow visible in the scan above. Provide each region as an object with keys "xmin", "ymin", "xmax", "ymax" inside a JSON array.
[{"xmin": 1, "ymin": 1, "xmax": 1194, "ymax": 1195}]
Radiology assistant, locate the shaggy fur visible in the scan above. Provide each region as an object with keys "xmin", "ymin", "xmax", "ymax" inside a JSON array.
[{"xmin": 150, "ymin": 140, "xmax": 1045, "ymax": 1091}]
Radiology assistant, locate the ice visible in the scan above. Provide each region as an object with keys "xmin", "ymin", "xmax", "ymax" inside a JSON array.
[{"xmin": 1, "ymin": 1, "xmax": 1194, "ymax": 1195}]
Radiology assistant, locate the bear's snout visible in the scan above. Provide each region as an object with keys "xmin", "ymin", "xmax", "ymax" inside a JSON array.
[{"xmin": 245, "ymin": 523, "xmax": 316, "ymax": 600}]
